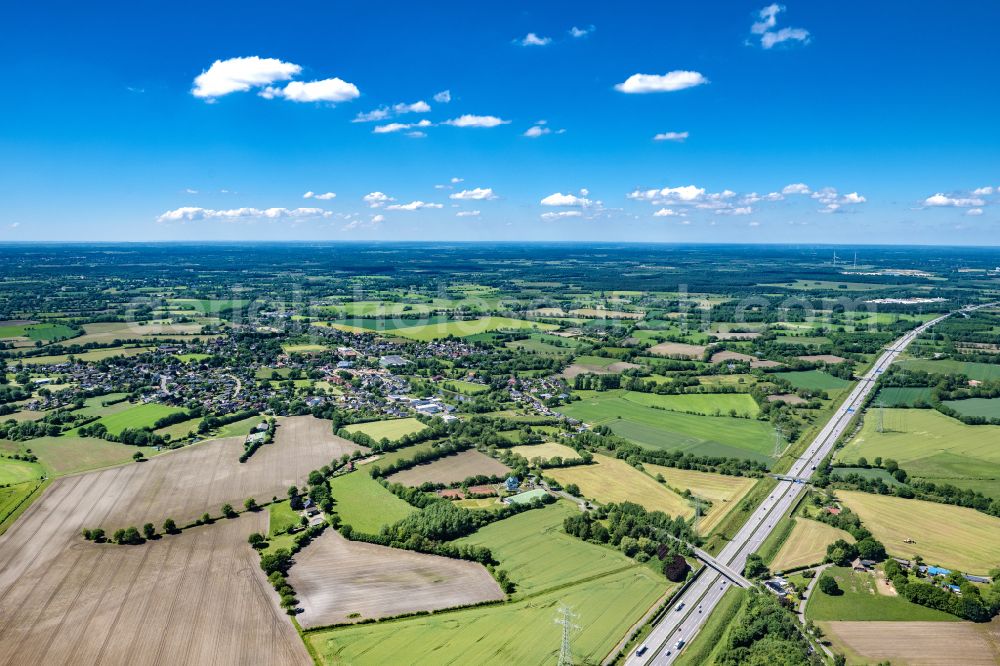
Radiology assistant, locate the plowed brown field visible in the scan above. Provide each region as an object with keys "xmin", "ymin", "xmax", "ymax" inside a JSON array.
[
  {"xmin": 0, "ymin": 416, "xmax": 362, "ymax": 666},
  {"xmin": 288, "ymin": 529, "xmax": 504, "ymax": 628}
]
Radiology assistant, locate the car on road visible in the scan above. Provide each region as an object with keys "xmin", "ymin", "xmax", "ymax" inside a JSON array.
[
  {"xmin": 675, "ymin": 602, "xmax": 684, "ymax": 612},
  {"xmin": 675, "ymin": 639, "xmax": 686, "ymax": 650}
]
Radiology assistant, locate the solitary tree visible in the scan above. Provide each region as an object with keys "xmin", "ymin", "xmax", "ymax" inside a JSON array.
[
  {"xmin": 222, "ymin": 503, "xmax": 237, "ymax": 518},
  {"xmin": 163, "ymin": 518, "xmax": 177, "ymax": 534},
  {"xmin": 244, "ymin": 497, "xmax": 258, "ymax": 512},
  {"xmin": 142, "ymin": 522, "xmax": 156, "ymax": 540},
  {"xmin": 818, "ymin": 575, "xmax": 841, "ymax": 596}
]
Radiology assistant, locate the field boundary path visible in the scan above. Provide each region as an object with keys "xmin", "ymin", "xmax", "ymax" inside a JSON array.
[{"xmin": 625, "ymin": 303, "xmax": 996, "ymax": 666}]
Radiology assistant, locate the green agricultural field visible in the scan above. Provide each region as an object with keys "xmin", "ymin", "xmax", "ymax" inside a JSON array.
[
  {"xmin": 773, "ymin": 370, "xmax": 851, "ymax": 391},
  {"xmin": 343, "ymin": 417, "xmax": 427, "ymax": 442},
  {"xmin": 620, "ymin": 391, "xmax": 759, "ymax": 417},
  {"xmin": 837, "ymin": 491, "xmax": 1000, "ymax": 574},
  {"xmin": 454, "ymin": 501, "xmax": 643, "ymax": 596},
  {"xmin": 874, "ymin": 386, "xmax": 934, "ymax": 407},
  {"xmin": 390, "ymin": 317, "xmax": 558, "ymax": 342},
  {"xmin": 21, "ymin": 436, "xmax": 159, "ymax": 476},
  {"xmin": 831, "ymin": 466, "xmax": 907, "ymax": 487},
  {"xmin": 308, "ymin": 501, "xmax": 667, "ymax": 665},
  {"xmin": 897, "ymin": 358, "xmax": 1000, "ymax": 382},
  {"xmin": 328, "ymin": 315, "xmax": 452, "ymax": 331},
  {"xmin": 806, "ymin": 566, "xmax": 957, "ymax": 622},
  {"xmin": 0, "ymin": 457, "xmax": 44, "ymax": 485},
  {"xmin": 329, "ymin": 472, "xmax": 416, "ymax": 535},
  {"xmin": 561, "ymin": 391, "xmax": 775, "ymax": 463},
  {"xmin": 82, "ymin": 402, "xmax": 186, "ymax": 436},
  {"xmin": 641, "ymin": 464, "xmax": 756, "ymax": 534},
  {"xmin": 306, "ymin": 565, "xmax": 664, "ymax": 666},
  {"xmin": 942, "ymin": 397, "xmax": 1000, "ymax": 419},
  {"xmin": 0, "ymin": 480, "xmax": 48, "ymax": 535},
  {"xmin": 282, "ymin": 343, "xmax": 327, "ymax": 353},
  {"xmin": 837, "ymin": 408, "xmax": 1000, "ymax": 498},
  {"xmin": 372, "ymin": 440, "xmax": 439, "ymax": 468},
  {"xmin": 268, "ymin": 500, "xmax": 301, "ymax": 537},
  {"xmin": 548, "ymin": 454, "xmax": 692, "ymax": 517},
  {"xmin": 16, "ymin": 346, "xmax": 152, "ymax": 365}
]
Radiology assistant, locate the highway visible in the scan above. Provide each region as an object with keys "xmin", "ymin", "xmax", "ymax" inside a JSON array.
[{"xmin": 625, "ymin": 306, "xmax": 987, "ymax": 665}]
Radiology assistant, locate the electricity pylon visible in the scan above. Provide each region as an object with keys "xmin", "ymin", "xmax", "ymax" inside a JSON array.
[{"xmin": 556, "ymin": 606, "xmax": 579, "ymax": 666}]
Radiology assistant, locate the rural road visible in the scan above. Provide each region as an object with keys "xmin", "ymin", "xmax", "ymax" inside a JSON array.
[{"xmin": 626, "ymin": 304, "xmax": 993, "ymax": 665}]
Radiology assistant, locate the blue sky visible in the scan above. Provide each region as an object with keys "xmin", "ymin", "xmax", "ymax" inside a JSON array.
[{"xmin": 1, "ymin": 0, "xmax": 998, "ymax": 243}]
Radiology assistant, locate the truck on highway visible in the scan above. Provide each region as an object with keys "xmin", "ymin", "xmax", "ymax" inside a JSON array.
[{"xmin": 635, "ymin": 644, "xmax": 648, "ymax": 657}]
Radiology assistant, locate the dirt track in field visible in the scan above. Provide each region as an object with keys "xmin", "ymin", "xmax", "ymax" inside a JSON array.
[
  {"xmin": 0, "ymin": 416, "xmax": 362, "ymax": 666},
  {"xmin": 823, "ymin": 620, "xmax": 1000, "ymax": 665},
  {"xmin": 288, "ymin": 529, "xmax": 504, "ymax": 628},
  {"xmin": 386, "ymin": 449, "xmax": 511, "ymax": 487}
]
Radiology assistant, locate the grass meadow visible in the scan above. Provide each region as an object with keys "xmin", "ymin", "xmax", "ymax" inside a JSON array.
[{"xmin": 329, "ymin": 472, "xmax": 416, "ymax": 535}]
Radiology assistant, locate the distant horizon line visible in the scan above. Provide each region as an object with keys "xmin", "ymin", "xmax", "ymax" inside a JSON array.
[{"xmin": 2, "ymin": 239, "xmax": 1000, "ymax": 250}]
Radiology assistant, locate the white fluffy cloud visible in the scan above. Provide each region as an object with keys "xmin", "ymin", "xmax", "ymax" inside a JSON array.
[
  {"xmin": 450, "ymin": 188, "xmax": 497, "ymax": 201},
  {"xmin": 192, "ymin": 56, "xmax": 301, "ymax": 98},
  {"xmin": 434, "ymin": 90, "xmax": 452, "ymax": 103},
  {"xmin": 761, "ymin": 28, "xmax": 811, "ymax": 49},
  {"xmin": 972, "ymin": 186, "xmax": 995, "ymax": 196},
  {"xmin": 444, "ymin": 114, "xmax": 510, "ymax": 128},
  {"xmin": 967, "ymin": 208, "xmax": 985, "ymax": 216},
  {"xmin": 540, "ymin": 192, "xmax": 594, "ymax": 207},
  {"xmin": 750, "ymin": 5, "xmax": 810, "ymax": 49},
  {"xmin": 451, "ymin": 177, "xmax": 464, "ymax": 184},
  {"xmin": 386, "ymin": 201, "xmax": 444, "ymax": 211},
  {"xmin": 520, "ymin": 33, "xmax": 552, "ymax": 46},
  {"xmin": 394, "ymin": 100, "xmax": 430, "ymax": 114},
  {"xmin": 751, "ymin": 4, "xmax": 781, "ymax": 34},
  {"xmin": 742, "ymin": 192, "xmax": 783, "ymax": 204},
  {"xmin": 363, "ymin": 192, "xmax": 394, "ymax": 207},
  {"xmin": 303, "ymin": 191, "xmax": 336, "ymax": 200},
  {"xmin": 813, "ymin": 187, "xmax": 867, "ymax": 213},
  {"xmin": 653, "ymin": 208, "xmax": 686, "ymax": 217},
  {"xmin": 541, "ymin": 211, "xmax": 583, "ymax": 220},
  {"xmin": 615, "ymin": 71, "xmax": 708, "ymax": 94},
  {"xmin": 373, "ymin": 119, "xmax": 431, "ymax": 134},
  {"xmin": 782, "ymin": 182, "xmax": 811, "ymax": 195},
  {"xmin": 653, "ymin": 131, "xmax": 689, "ymax": 142},
  {"xmin": 353, "ymin": 108, "xmax": 391, "ymax": 123},
  {"xmin": 923, "ymin": 193, "xmax": 986, "ymax": 208},
  {"xmin": 628, "ymin": 185, "xmax": 706, "ymax": 203},
  {"xmin": 570, "ymin": 25, "xmax": 595, "ymax": 38},
  {"xmin": 456, "ymin": 210, "xmax": 481, "ymax": 217},
  {"xmin": 267, "ymin": 78, "xmax": 360, "ymax": 103},
  {"xmin": 157, "ymin": 206, "xmax": 331, "ymax": 223}
]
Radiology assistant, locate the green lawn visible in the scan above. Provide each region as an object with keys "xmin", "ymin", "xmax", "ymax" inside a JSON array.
[
  {"xmin": 773, "ymin": 370, "xmax": 851, "ymax": 391},
  {"xmin": 439, "ymin": 379, "xmax": 490, "ymax": 395},
  {"xmin": 806, "ymin": 566, "xmax": 957, "ymax": 622},
  {"xmin": 838, "ymin": 408, "xmax": 1000, "ymax": 498},
  {"xmin": 174, "ymin": 353, "xmax": 212, "ymax": 363},
  {"xmin": 562, "ymin": 390, "xmax": 775, "ymax": 463},
  {"xmin": 329, "ymin": 472, "xmax": 416, "ymax": 535},
  {"xmin": 307, "ymin": 501, "xmax": 667, "ymax": 665},
  {"xmin": 268, "ymin": 500, "xmax": 301, "ymax": 537},
  {"xmin": 343, "ymin": 417, "xmax": 428, "ymax": 442}
]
